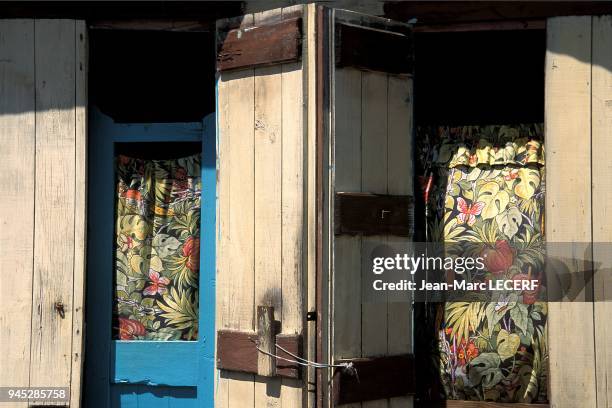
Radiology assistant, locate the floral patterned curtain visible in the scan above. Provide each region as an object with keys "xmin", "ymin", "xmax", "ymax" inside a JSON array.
[
  {"xmin": 114, "ymin": 154, "xmax": 201, "ymax": 341},
  {"xmin": 416, "ymin": 125, "xmax": 548, "ymax": 403}
]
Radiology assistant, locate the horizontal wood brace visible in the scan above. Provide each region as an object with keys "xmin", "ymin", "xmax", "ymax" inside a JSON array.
[
  {"xmin": 216, "ymin": 329, "xmax": 302, "ymax": 379},
  {"xmin": 332, "ymin": 354, "xmax": 416, "ymax": 405},
  {"xmin": 334, "ymin": 192, "xmax": 414, "ymax": 237},
  {"xmin": 217, "ymin": 17, "xmax": 302, "ymax": 72}
]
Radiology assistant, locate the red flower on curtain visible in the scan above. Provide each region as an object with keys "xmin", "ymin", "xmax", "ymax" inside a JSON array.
[
  {"xmin": 143, "ymin": 270, "xmax": 170, "ymax": 296},
  {"xmin": 450, "ymin": 340, "xmax": 480, "ymax": 366},
  {"xmin": 482, "ymin": 240, "xmax": 514, "ymax": 276},
  {"xmin": 119, "ymin": 317, "xmax": 146, "ymax": 340},
  {"xmin": 183, "ymin": 236, "xmax": 200, "ymax": 272}
]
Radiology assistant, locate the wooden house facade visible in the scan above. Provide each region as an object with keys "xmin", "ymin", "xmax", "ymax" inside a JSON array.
[{"xmin": 0, "ymin": 2, "xmax": 611, "ymax": 407}]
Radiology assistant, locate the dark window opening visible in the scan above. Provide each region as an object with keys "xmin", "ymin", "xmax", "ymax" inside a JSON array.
[
  {"xmin": 414, "ymin": 29, "xmax": 546, "ymax": 126},
  {"xmin": 90, "ymin": 30, "xmax": 215, "ymax": 123}
]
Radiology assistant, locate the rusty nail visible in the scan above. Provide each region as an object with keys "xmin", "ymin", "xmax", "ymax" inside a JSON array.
[{"xmin": 54, "ymin": 301, "xmax": 65, "ymax": 319}]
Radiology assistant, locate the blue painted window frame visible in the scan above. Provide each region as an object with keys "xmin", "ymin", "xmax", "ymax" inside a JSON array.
[{"xmin": 84, "ymin": 108, "xmax": 216, "ymax": 407}]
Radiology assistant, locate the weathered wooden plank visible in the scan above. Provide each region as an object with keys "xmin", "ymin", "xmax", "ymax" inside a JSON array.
[
  {"xmin": 333, "ymin": 66, "xmax": 362, "ymax": 408},
  {"xmin": 386, "ymin": 74, "xmax": 414, "ymax": 408},
  {"xmin": 253, "ymin": 8, "xmax": 284, "ymax": 407},
  {"xmin": 216, "ymin": 20, "xmax": 256, "ymax": 402},
  {"xmin": 545, "ymin": 16, "xmax": 596, "ymax": 408},
  {"xmin": 215, "ymin": 39, "xmax": 233, "ymax": 408},
  {"xmin": 280, "ymin": 5, "xmax": 306, "ymax": 403},
  {"xmin": 216, "ymin": 330, "xmax": 301, "ymax": 378},
  {"xmin": 30, "ymin": 19, "xmax": 76, "ymax": 392},
  {"xmin": 334, "ymin": 193, "xmax": 414, "ymax": 237},
  {"xmin": 360, "ymin": 70, "xmax": 389, "ymax": 408},
  {"xmin": 592, "ymin": 14, "xmax": 612, "ymax": 408},
  {"xmin": 257, "ymin": 306, "xmax": 276, "ymax": 377},
  {"xmin": 217, "ymin": 17, "xmax": 302, "ymax": 72},
  {"xmin": 227, "ymin": 371, "xmax": 255, "ymax": 408},
  {"xmin": 70, "ymin": 20, "xmax": 87, "ymax": 408},
  {"xmin": 0, "ymin": 19, "xmax": 35, "ymax": 408},
  {"xmin": 253, "ymin": 68, "xmax": 282, "ymax": 320},
  {"xmin": 304, "ymin": 6, "xmax": 319, "ymax": 408},
  {"xmin": 332, "ymin": 354, "xmax": 415, "ymax": 405}
]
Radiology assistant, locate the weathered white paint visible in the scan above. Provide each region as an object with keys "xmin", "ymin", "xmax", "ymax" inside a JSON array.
[
  {"xmin": 0, "ymin": 18, "xmax": 86, "ymax": 407},
  {"xmin": 216, "ymin": 5, "xmax": 309, "ymax": 407},
  {"xmin": 546, "ymin": 15, "xmax": 597, "ymax": 408}
]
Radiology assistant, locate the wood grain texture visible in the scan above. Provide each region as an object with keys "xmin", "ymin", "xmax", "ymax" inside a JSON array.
[
  {"xmin": 215, "ymin": 41, "xmax": 233, "ymax": 408},
  {"xmin": 217, "ymin": 330, "xmax": 302, "ymax": 378},
  {"xmin": 257, "ymin": 306, "xmax": 276, "ymax": 377},
  {"xmin": 545, "ymin": 16, "xmax": 596, "ymax": 408},
  {"xmin": 253, "ymin": 9, "xmax": 284, "ymax": 408},
  {"xmin": 332, "ymin": 43, "xmax": 414, "ymax": 408},
  {"xmin": 280, "ymin": 7, "xmax": 306, "ymax": 405},
  {"xmin": 216, "ymin": 6, "xmax": 308, "ymax": 407},
  {"xmin": 360, "ymin": 70, "xmax": 389, "ymax": 408},
  {"xmin": 386, "ymin": 74, "xmax": 414, "ymax": 408},
  {"xmin": 217, "ymin": 17, "xmax": 302, "ymax": 72},
  {"xmin": 70, "ymin": 20, "xmax": 87, "ymax": 408},
  {"xmin": 30, "ymin": 19, "xmax": 76, "ymax": 392},
  {"xmin": 592, "ymin": 14, "xmax": 612, "ymax": 408},
  {"xmin": 217, "ymin": 47, "xmax": 256, "ymax": 406},
  {"xmin": 304, "ymin": 6, "xmax": 318, "ymax": 408},
  {"xmin": 333, "ymin": 67, "xmax": 363, "ymax": 376},
  {"xmin": 0, "ymin": 19, "xmax": 35, "ymax": 408}
]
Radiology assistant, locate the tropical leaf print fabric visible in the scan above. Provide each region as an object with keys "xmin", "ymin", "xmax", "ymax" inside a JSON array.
[
  {"xmin": 114, "ymin": 154, "xmax": 201, "ymax": 341},
  {"xmin": 417, "ymin": 125, "xmax": 548, "ymax": 403}
]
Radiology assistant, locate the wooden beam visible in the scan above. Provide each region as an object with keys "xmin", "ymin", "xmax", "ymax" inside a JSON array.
[
  {"xmin": 217, "ymin": 17, "xmax": 302, "ymax": 72},
  {"xmin": 256, "ymin": 306, "xmax": 276, "ymax": 377},
  {"xmin": 332, "ymin": 354, "xmax": 416, "ymax": 405},
  {"xmin": 334, "ymin": 192, "xmax": 414, "ymax": 237},
  {"xmin": 216, "ymin": 330, "xmax": 302, "ymax": 379}
]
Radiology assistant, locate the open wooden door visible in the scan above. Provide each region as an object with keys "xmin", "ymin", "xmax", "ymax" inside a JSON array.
[
  {"xmin": 325, "ymin": 8, "xmax": 415, "ymax": 408},
  {"xmin": 214, "ymin": 5, "xmax": 414, "ymax": 407}
]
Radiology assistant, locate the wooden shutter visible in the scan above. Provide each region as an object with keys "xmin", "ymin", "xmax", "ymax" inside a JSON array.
[
  {"xmin": 215, "ymin": 5, "xmax": 313, "ymax": 408},
  {"xmin": 327, "ymin": 8, "xmax": 416, "ymax": 406}
]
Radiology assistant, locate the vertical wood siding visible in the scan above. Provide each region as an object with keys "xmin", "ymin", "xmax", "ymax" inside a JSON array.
[
  {"xmin": 546, "ymin": 15, "xmax": 612, "ymax": 408},
  {"xmin": 0, "ymin": 18, "xmax": 86, "ymax": 407},
  {"xmin": 332, "ymin": 67, "xmax": 414, "ymax": 408},
  {"xmin": 592, "ymin": 16, "xmax": 612, "ymax": 408},
  {"xmin": 216, "ymin": 5, "xmax": 309, "ymax": 408}
]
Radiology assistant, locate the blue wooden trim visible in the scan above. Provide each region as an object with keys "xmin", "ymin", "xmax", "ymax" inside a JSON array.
[
  {"xmin": 84, "ymin": 109, "xmax": 216, "ymax": 408},
  {"xmin": 113, "ymin": 342, "xmax": 199, "ymax": 386},
  {"xmin": 111, "ymin": 384, "xmax": 198, "ymax": 408},
  {"xmin": 198, "ymin": 106, "xmax": 217, "ymax": 406},
  {"xmin": 93, "ymin": 108, "xmax": 203, "ymax": 142}
]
